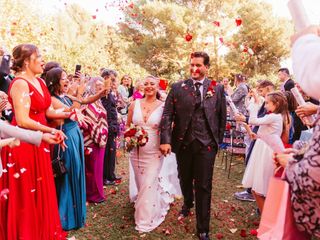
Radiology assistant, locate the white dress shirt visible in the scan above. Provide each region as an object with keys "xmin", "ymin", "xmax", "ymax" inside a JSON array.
[{"xmin": 192, "ymin": 78, "xmax": 205, "ymax": 100}]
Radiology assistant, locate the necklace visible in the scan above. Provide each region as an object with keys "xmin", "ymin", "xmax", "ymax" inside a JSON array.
[{"xmin": 141, "ymin": 99, "xmax": 159, "ymax": 123}]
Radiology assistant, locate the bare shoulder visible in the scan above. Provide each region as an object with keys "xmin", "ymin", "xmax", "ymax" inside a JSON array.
[{"xmin": 10, "ymin": 79, "xmax": 29, "ymax": 97}]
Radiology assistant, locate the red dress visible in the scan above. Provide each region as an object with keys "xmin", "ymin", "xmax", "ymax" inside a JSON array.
[{"xmin": 0, "ymin": 78, "xmax": 66, "ymax": 239}]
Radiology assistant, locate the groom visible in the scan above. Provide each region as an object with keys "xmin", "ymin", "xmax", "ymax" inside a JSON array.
[{"xmin": 160, "ymin": 52, "xmax": 226, "ymax": 240}]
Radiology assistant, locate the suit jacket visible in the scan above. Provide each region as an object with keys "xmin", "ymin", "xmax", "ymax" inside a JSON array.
[
  {"xmin": 284, "ymin": 79, "xmax": 295, "ymax": 92},
  {"xmin": 231, "ymin": 82, "xmax": 249, "ymax": 116},
  {"xmin": 160, "ymin": 78, "xmax": 227, "ymax": 153},
  {"xmin": 101, "ymin": 91, "xmax": 119, "ymax": 135}
]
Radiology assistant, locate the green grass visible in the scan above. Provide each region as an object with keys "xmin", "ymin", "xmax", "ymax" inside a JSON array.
[{"xmin": 70, "ymin": 151, "xmax": 259, "ymax": 240}]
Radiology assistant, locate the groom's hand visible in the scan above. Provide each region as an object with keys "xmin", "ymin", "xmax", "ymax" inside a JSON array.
[{"xmin": 160, "ymin": 144, "xmax": 171, "ymax": 156}]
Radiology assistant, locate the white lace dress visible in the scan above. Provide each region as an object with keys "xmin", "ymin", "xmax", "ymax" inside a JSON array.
[{"xmin": 129, "ymin": 100, "xmax": 176, "ymax": 232}]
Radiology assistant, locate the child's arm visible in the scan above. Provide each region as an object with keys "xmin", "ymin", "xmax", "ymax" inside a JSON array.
[
  {"xmin": 238, "ymin": 122, "xmax": 257, "ymax": 140},
  {"xmin": 249, "ymin": 113, "xmax": 279, "ymax": 126},
  {"xmin": 248, "ymin": 102, "xmax": 278, "ymax": 126}
]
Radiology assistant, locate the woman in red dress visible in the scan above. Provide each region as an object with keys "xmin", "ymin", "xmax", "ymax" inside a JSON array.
[{"xmin": 0, "ymin": 44, "xmax": 70, "ymax": 240}]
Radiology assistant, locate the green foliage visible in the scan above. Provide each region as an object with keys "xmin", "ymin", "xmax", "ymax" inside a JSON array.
[
  {"xmin": 0, "ymin": 0, "xmax": 147, "ymax": 80},
  {"xmin": 247, "ymin": 73, "xmax": 280, "ymax": 88},
  {"xmin": 225, "ymin": 0, "xmax": 293, "ymax": 78},
  {"xmin": 121, "ymin": 0, "xmax": 292, "ymax": 84},
  {"xmin": 0, "ymin": 0, "xmax": 292, "ymax": 86}
]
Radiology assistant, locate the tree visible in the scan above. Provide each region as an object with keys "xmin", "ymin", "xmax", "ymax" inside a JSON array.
[
  {"xmin": 120, "ymin": 0, "xmax": 238, "ymax": 82},
  {"xmin": 120, "ymin": 0, "xmax": 293, "ymax": 83},
  {"xmin": 224, "ymin": 0, "xmax": 293, "ymax": 77},
  {"xmin": 0, "ymin": 0, "xmax": 147, "ymax": 80}
]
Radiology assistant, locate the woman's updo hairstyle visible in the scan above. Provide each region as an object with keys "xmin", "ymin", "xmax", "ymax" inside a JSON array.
[{"xmin": 11, "ymin": 44, "xmax": 38, "ymax": 73}]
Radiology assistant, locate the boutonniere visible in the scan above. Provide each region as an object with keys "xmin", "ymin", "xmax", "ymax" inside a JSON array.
[{"xmin": 205, "ymin": 81, "xmax": 217, "ymax": 99}]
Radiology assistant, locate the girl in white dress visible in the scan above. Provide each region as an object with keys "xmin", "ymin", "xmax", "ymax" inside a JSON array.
[
  {"xmin": 241, "ymin": 91, "xmax": 290, "ymax": 213},
  {"xmin": 126, "ymin": 76, "xmax": 173, "ymax": 232}
]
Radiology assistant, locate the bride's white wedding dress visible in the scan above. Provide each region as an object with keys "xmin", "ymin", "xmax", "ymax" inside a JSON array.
[{"xmin": 129, "ymin": 99, "xmax": 181, "ymax": 232}]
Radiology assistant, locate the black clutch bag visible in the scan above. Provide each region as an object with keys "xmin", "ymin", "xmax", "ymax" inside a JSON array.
[
  {"xmin": 52, "ymin": 133, "xmax": 67, "ymax": 177},
  {"xmin": 52, "ymin": 156, "xmax": 67, "ymax": 177}
]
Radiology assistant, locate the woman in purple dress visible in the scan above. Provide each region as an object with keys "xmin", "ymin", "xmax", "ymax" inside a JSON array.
[{"xmin": 82, "ymin": 77, "xmax": 109, "ymax": 203}]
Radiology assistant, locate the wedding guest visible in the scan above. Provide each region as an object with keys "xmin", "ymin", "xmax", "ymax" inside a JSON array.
[
  {"xmin": 46, "ymin": 67, "xmax": 86, "ymax": 230},
  {"xmin": 67, "ymin": 74, "xmax": 73, "ymax": 82},
  {"xmin": 234, "ymin": 80, "xmax": 275, "ymax": 202},
  {"xmin": 278, "ymin": 68, "xmax": 294, "ymax": 92},
  {"xmin": 0, "ymin": 44, "xmax": 68, "ymax": 239},
  {"xmin": 101, "ymin": 69, "xmax": 121, "ymax": 185},
  {"xmin": 132, "ymin": 80, "xmax": 144, "ymax": 100},
  {"xmin": 0, "ymin": 46, "xmax": 12, "ymax": 93},
  {"xmin": 276, "ymin": 109, "xmax": 320, "ymax": 239},
  {"xmin": 40, "ymin": 61, "xmax": 60, "ymax": 80},
  {"xmin": 0, "ymin": 90, "xmax": 12, "ymax": 122},
  {"xmin": 128, "ymin": 75, "xmax": 134, "ymax": 98},
  {"xmin": 241, "ymin": 91, "xmax": 290, "ymax": 213},
  {"xmin": 0, "ymin": 47, "xmax": 13, "ymax": 122},
  {"xmin": 99, "ymin": 67, "xmax": 106, "ymax": 76},
  {"xmin": 118, "ymin": 75, "xmax": 130, "ymax": 102},
  {"xmin": 0, "ymin": 119, "xmax": 62, "ymax": 177},
  {"xmin": 231, "ymin": 74, "xmax": 249, "ymax": 116},
  {"xmin": 222, "ymin": 77, "xmax": 233, "ymax": 96},
  {"xmin": 81, "ymin": 77, "xmax": 109, "ymax": 203},
  {"xmin": 291, "ymin": 25, "xmax": 320, "ymax": 99},
  {"xmin": 283, "ymin": 91, "xmax": 298, "ymax": 145}
]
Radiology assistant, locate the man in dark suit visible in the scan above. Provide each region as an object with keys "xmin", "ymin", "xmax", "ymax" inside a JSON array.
[
  {"xmin": 160, "ymin": 52, "xmax": 226, "ymax": 240},
  {"xmin": 101, "ymin": 69, "xmax": 121, "ymax": 185},
  {"xmin": 278, "ymin": 68, "xmax": 294, "ymax": 92}
]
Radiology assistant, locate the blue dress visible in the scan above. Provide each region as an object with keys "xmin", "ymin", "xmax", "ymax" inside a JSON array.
[{"xmin": 53, "ymin": 95, "xmax": 86, "ymax": 230}]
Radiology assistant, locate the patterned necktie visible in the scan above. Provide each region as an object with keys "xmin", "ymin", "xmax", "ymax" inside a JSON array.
[{"xmin": 194, "ymin": 82, "xmax": 202, "ymax": 109}]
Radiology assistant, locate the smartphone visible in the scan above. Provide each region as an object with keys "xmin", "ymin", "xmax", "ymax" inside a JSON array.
[{"xmin": 74, "ymin": 64, "xmax": 81, "ymax": 75}]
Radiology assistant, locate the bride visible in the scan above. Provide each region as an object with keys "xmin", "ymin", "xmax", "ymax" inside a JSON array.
[{"xmin": 127, "ymin": 76, "xmax": 180, "ymax": 232}]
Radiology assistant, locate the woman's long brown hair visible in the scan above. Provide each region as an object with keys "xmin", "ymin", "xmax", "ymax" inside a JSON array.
[{"xmin": 266, "ymin": 91, "xmax": 291, "ymax": 143}]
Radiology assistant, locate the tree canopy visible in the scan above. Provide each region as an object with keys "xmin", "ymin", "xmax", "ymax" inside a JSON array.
[{"xmin": 0, "ymin": 0, "xmax": 292, "ymax": 84}]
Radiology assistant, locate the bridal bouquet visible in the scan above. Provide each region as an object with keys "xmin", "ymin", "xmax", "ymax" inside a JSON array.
[{"xmin": 124, "ymin": 124, "xmax": 148, "ymax": 152}]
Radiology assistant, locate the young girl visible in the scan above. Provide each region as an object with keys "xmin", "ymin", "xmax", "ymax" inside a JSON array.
[{"xmin": 241, "ymin": 91, "xmax": 290, "ymax": 213}]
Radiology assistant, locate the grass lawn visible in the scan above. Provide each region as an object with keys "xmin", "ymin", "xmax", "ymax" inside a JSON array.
[{"xmin": 70, "ymin": 151, "xmax": 259, "ymax": 240}]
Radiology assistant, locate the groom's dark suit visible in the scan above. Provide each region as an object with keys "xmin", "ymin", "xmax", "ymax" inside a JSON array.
[{"xmin": 160, "ymin": 78, "xmax": 226, "ymax": 233}]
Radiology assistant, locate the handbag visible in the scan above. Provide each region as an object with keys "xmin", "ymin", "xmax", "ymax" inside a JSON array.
[
  {"xmin": 258, "ymin": 174, "xmax": 310, "ymax": 240},
  {"xmin": 52, "ymin": 126, "xmax": 67, "ymax": 177}
]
